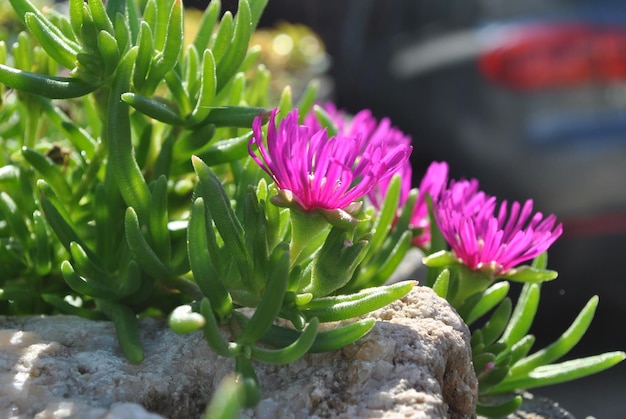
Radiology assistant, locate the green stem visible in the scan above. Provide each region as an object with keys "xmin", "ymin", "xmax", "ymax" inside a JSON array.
[
  {"xmin": 72, "ymin": 141, "xmax": 107, "ymax": 202},
  {"xmin": 24, "ymin": 98, "xmax": 40, "ymax": 148},
  {"xmin": 450, "ymin": 265, "xmax": 494, "ymax": 308},
  {"xmin": 288, "ymin": 208, "xmax": 329, "ymax": 267}
]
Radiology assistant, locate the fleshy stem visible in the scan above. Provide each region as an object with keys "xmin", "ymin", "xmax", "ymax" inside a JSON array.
[
  {"xmin": 450, "ymin": 265, "xmax": 493, "ymax": 308},
  {"xmin": 72, "ymin": 142, "xmax": 107, "ymax": 202},
  {"xmin": 288, "ymin": 208, "xmax": 329, "ymax": 267},
  {"xmin": 24, "ymin": 99, "xmax": 41, "ymax": 149}
]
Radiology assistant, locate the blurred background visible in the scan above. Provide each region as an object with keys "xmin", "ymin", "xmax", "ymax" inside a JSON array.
[{"xmin": 232, "ymin": 1, "xmax": 626, "ymax": 416}]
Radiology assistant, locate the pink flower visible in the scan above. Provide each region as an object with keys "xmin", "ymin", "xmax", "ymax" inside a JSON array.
[
  {"xmin": 305, "ymin": 104, "xmax": 452, "ymax": 247},
  {"xmin": 249, "ymin": 108, "xmax": 411, "ymax": 213},
  {"xmin": 304, "ymin": 103, "xmax": 412, "ymax": 204},
  {"xmin": 435, "ymin": 179, "xmax": 562, "ymax": 275},
  {"xmin": 411, "ymin": 161, "xmax": 449, "ymax": 247}
]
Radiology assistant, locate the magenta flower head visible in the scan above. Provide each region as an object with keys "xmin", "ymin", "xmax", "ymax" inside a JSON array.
[
  {"xmin": 305, "ymin": 104, "xmax": 450, "ymax": 248},
  {"xmin": 249, "ymin": 108, "xmax": 411, "ymax": 225},
  {"xmin": 411, "ymin": 161, "xmax": 449, "ymax": 247},
  {"xmin": 435, "ymin": 179, "xmax": 563, "ymax": 277},
  {"xmin": 304, "ymin": 103, "xmax": 413, "ymax": 206}
]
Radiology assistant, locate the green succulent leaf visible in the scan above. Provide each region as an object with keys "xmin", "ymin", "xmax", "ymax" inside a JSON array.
[
  {"xmin": 68, "ymin": 0, "xmax": 84, "ymax": 37},
  {"xmin": 188, "ymin": 50, "xmax": 217, "ymax": 125},
  {"xmin": 304, "ymin": 227, "xmax": 369, "ymax": 297},
  {"xmin": 491, "ymin": 351, "xmax": 626, "ymax": 394},
  {"xmin": 31, "ymin": 210, "xmax": 52, "ymax": 276},
  {"xmin": 133, "ymin": 22, "xmax": 153, "ymax": 91},
  {"xmin": 355, "ymin": 230, "xmax": 413, "ymax": 289},
  {"xmin": 277, "ymin": 86, "xmax": 292, "ymax": 122},
  {"xmin": 21, "ymin": 147, "xmax": 72, "ymax": 203},
  {"xmin": 458, "ymin": 281, "xmax": 510, "ymax": 325},
  {"xmin": 199, "ymin": 106, "xmax": 268, "ymax": 128},
  {"xmin": 531, "ymin": 252, "xmax": 549, "ymax": 270},
  {"xmin": 248, "ymin": 0, "xmax": 269, "ymax": 29},
  {"xmin": 501, "ymin": 334, "xmax": 536, "ymax": 366},
  {"xmin": 96, "ymin": 30, "xmax": 121, "ymax": 76},
  {"xmin": 216, "ymin": 0, "xmax": 252, "ymax": 92},
  {"xmin": 124, "ymin": 206, "xmax": 171, "ymax": 279},
  {"xmin": 237, "ymin": 244, "xmax": 290, "ymax": 345},
  {"xmin": 121, "ymin": 92, "xmax": 184, "ymax": 125},
  {"xmin": 234, "ymin": 356, "xmax": 261, "ymax": 408},
  {"xmin": 499, "ymin": 282, "xmax": 540, "ymax": 348},
  {"xmin": 99, "ymin": 299, "xmax": 144, "ymax": 364},
  {"xmin": 507, "ymin": 296, "xmax": 599, "ymax": 378},
  {"xmin": 60, "ymin": 260, "xmax": 118, "ymax": 300},
  {"xmin": 366, "ymin": 174, "xmax": 402, "ymax": 259},
  {"xmin": 477, "ymin": 298, "xmax": 512, "ymax": 348},
  {"xmin": 88, "ymin": 0, "xmax": 115, "ymax": 34},
  {"xmin": 0, "ymin": 192, "xmax": 30, "ymax": 244},
  {"xmin": 35, "ymin": 96, "xmax": 97, "ymax": 157},
  {"xmin": 211, "ymin": 11, "xmax": 233, "ymax": 64},
  {"xmin": 188, "ymin": 197, "xmax": 233, "ymax": 320},
  {"xmin": 200, "ymin": 297, "xmax": 240, "ymax": 358},
  {"xmin": 296, "ymin": 79, "xmax": 319, "ymax": 122},
  {"xmin": 473, "ymin": 352, "xmax": 497, "ymax": 374},
  {"xmin": 479, "ymin": 362, "xmax": 511, "ymax": 393},
  {"xmin": 202, "ymin": 373, "xmax": 244, "ymax": 419},
  {"xmin": 142, "ymin": 0, "xmax": 157, "ymax": 37},
  {"xmin": 193, "ymin": 0, "xmax": 221, "ymax": 54},
  {"xmin": 476, "ymin": 395, "xmax": 523, "ymax": 418},
  {"xmin": 148, "ymin": 175, "xmax": 171, "ymax": 262},
  {"xmin": 0, "ymin": 64, "xmax": 97, "ymax": 98},
  {"xmin": 24, "ymin": 12, "xmax": 78, "ymax": 70},
  {"xmin": 431, "ymin": 269, "xmax": 450, "ymax": 299},
  {"xmin": 302, "ymin": 280, "xmax": 416, "ymax": 323},
  {"xmin": 501, "ymin": 265, "xmax": 558, "ymax": 283},
  {"xmin": 41, "ymin": 294, "xmax": 104, "ymax": 320},
  {"xmin": 192, "ymin": 156, "xmax": 254, "ymax": 289},
  {"xmin": 9, "ymin": 0, "xmax": 80, "ymax": 51},
  {"xmin": 117, "ymin": 260, "xmax": 146, "ymax": 300},
  {"xmin": 251, "ymin": 317, "xmax": 319, "ymax": 364},
  {"xmin": 145, "ymin": 0, "xmax": 183, "ymax": 92},
  {"xmin": 68, "ymin": 241, "xmax": 110, "ymax": 284},
  {"xmin": 107, "ymin": 48, "xmax": 152, "ymax": 220},
  {"xmin": 194, "ymin": 131, "xmax": 252, "ymax": 165},
  {"xmin": 238, "ymin": 312, "xmax": 376, "ymax": 353},
  {"xmin": 40, "ymin": 192, "xmax": 92, "ymax": 257},
  {"xmin": 114, "ymin": 12, "xmax": 131, "ymax": 54},
  {"xmin": 422, "ymin": 249, "xmax": 458, "ymax": 268}
]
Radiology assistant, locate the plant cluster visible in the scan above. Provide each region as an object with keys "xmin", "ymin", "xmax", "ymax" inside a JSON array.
[{"xmin": 0, "ymin": 0, "xmax": 622, "ymax": 417}]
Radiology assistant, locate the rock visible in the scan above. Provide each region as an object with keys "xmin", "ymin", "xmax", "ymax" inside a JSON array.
[
  {"xmin": 0, "ymin": 286, "xmax": 477, "ymax": 418},
  {"xmin": 248, "ymin": 286, "xmax": 478, "ymax": 418}
]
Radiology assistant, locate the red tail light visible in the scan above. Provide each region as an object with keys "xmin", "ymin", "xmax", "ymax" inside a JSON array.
[{"xmin": 478, "ymin": 23, "xmax": 626, "ymax": 90}]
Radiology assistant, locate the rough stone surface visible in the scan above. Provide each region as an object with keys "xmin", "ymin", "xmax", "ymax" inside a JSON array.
[{"xmin": 0, "ymin": 286, "xmax": 477, "ymax": 418}]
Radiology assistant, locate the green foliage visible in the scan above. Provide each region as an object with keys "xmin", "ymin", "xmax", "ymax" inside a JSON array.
[
  {"xmin": 441, "ymin": 253, "xmax": 626, "ymax": 416},
  {"xmin": 0, "ymin": 1, "xmax": 622, "ymax": 417}
]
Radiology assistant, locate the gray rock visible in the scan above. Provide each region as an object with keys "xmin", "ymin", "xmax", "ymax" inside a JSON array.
[{"xmin": 0, "ymin": 286, "xmax": 477, "ymax": 418}]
